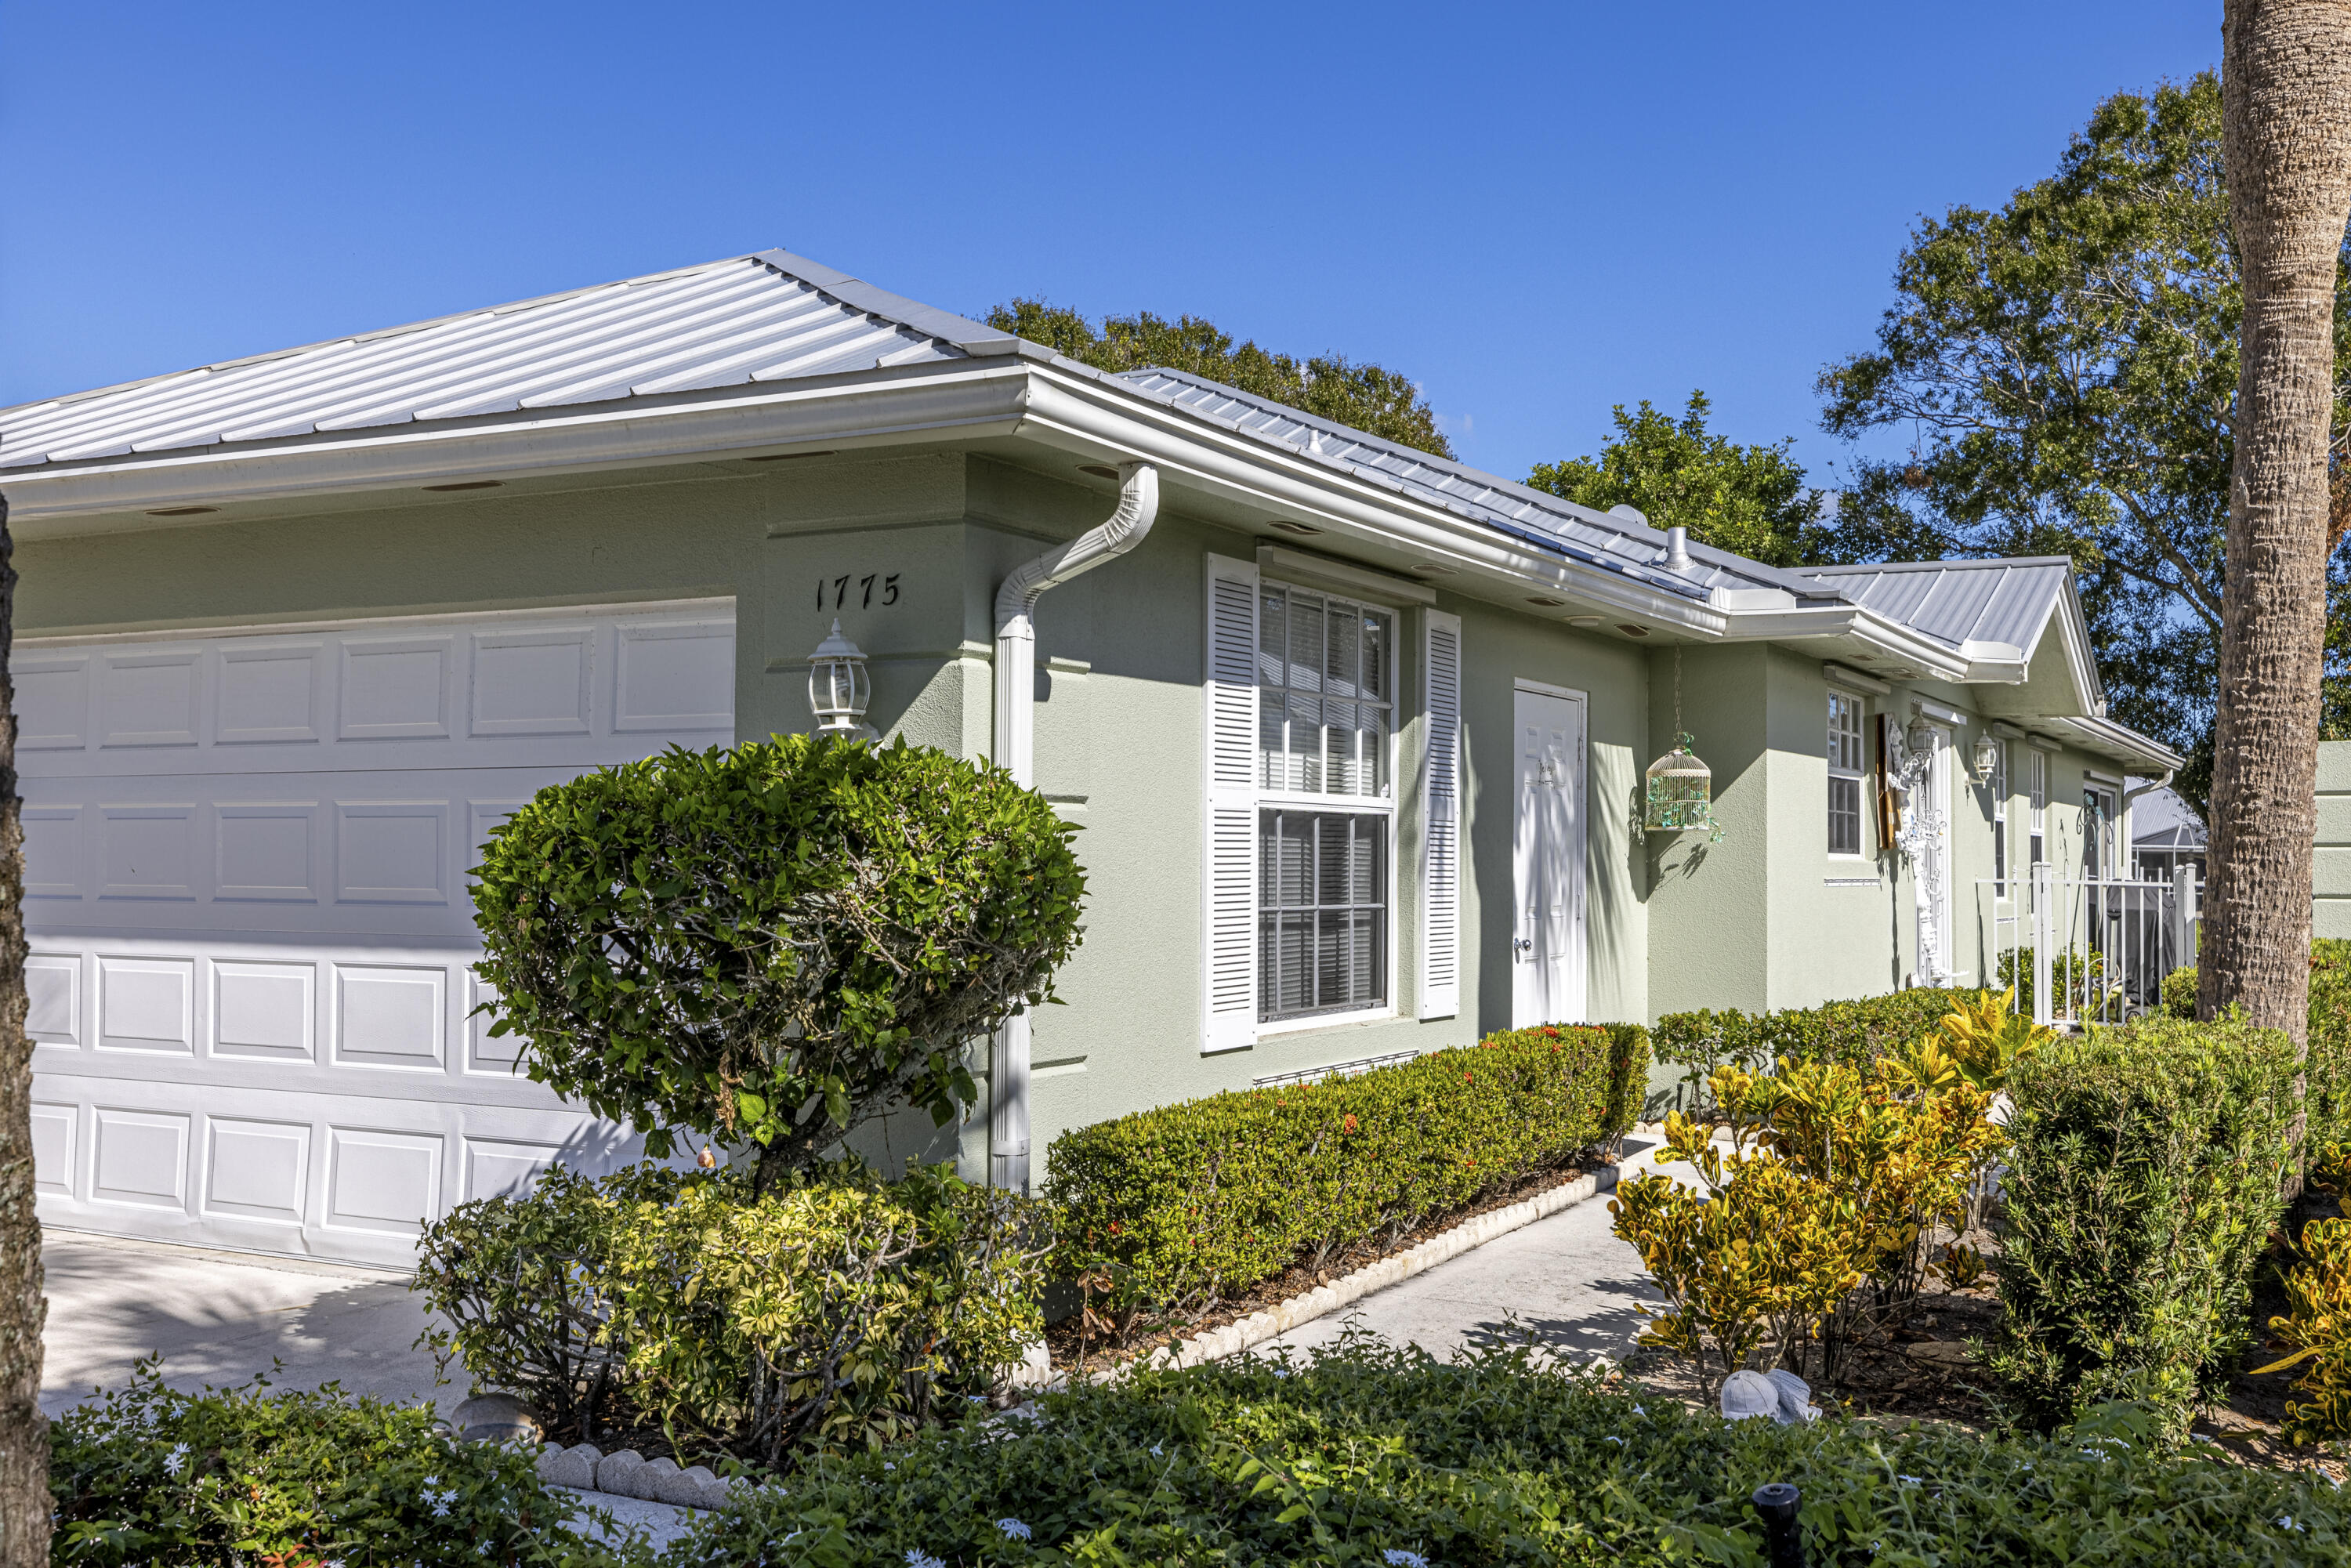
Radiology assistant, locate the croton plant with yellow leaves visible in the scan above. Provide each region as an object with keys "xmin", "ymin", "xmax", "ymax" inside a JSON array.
[{"xmin": 1610, "ymin": 990, "xmax": 2049, "ymax": 1396}]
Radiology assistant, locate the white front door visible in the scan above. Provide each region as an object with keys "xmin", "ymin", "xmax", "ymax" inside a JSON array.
[
  {"xmin": 20, "ymin": 599, "xmax": 736, "ymax": 1266},
  {"xmin": 1512, "ymin": 686, "xmax": 1585, "ymax": 1027}
]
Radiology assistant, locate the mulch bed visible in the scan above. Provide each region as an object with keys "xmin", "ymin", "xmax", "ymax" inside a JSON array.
[{"xmin": 1045, "ymin": 1155, "xmax": 1607, "ymax": 1378}]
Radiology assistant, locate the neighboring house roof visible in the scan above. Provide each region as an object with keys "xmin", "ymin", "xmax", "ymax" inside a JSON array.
[
  {"xmin": 2127, "ymin": 779, "xmax": 2208, "ymax": 852},
  {"xmin": 0, "ymin": 252, "xmax": 1014, "ymax": 469}
]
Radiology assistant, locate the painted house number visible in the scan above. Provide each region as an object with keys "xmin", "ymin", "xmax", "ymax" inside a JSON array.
[{"xmin": 816, "ymin": 574, "xmax": 900, "ymax": 610}]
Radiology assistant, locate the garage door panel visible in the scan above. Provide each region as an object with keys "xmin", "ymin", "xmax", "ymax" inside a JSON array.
[
  {"xmin": 334, "ymin": 802, "xmax": 448, "ymax": 905},
  {"xmin": 202, "ymin": 1116, "xmax": 310, "ymax": 1226},
  {"xmin": 31, "ymin": 1104, "xmax": 75, "ymax": 1197},
  {"xmin": 16, "ymin": 657, "xmax": 90, "ymax": 751},
  {"xmin": 98, "ymin": 805, "xmax": 197, "ymax": 900},
  {"xmin": 471, "ymin": 628, "xmax": 592, "ymax": 737},
  {"xmin": 339, "ymin": 637, "xmax": 453, "ymax": 741},
  {"xmin": 332, "ymin": 965, "xmax": 445, "ymax": 1072},
  {"xmin": 97, "ymin": 650, "xmax": 200, "ymax": 749},
  {"xmin": 26, "ymin": 600, "xmax": 730, "ymax": 1265},
  {"xmin": 212, "ymin": 961, "xmax": 316, "ymax": 1062},
  {"xmin": 24, "ymin": 806, "xmax": 82, "ymax": 899},
  {"xmin": 215, "ymin": 803, "xmax": 323, "ymax": 901},
  {"xmin": 92, "ymin": 1107, "xmax": 190, "ymax": 1210},
  {"xmin": 216, "ymin": 642, "xmax": 324, "ymax": 745},
  {"xmin": 97, "ymin": 957, "xmax": 194, "ymax": 1055}
]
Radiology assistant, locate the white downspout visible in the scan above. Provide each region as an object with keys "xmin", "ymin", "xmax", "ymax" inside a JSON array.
[{"xmin": 988, "ymin": 461, "xmax": 1159, "ymax": 1192}]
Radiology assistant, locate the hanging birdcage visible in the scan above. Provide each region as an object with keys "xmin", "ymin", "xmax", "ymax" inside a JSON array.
[
  {"xmin": 1643, "ymin": 733, "xmax": 1719, "ymax": 834},
  {"xmin": 1643, "ymin": 646, "xmax": 1724, "ymax": 841}
]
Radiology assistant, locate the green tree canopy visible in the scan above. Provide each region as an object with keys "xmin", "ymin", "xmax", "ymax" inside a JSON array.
[
  {"xmin": 1526, "ymin": 390, "xmax": 1828, "ymax": 567},
  {"xmin": 985, "ymin": 299, "xmax": 1453, "ymax": 458},
  {"xmin": 1816, "ymin": 71, "xmax": 2351, "ymax": 806}
]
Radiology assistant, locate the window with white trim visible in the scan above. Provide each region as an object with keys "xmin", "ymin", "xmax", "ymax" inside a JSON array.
[
  {"xmin": 2029, "ymin": 748, "xmax": 2047, "ymax": 867},
  {"xmin": 1828, "ymin": 691, "xmax": 1864, "ymax": 856},
  {"xmin": 1256, "ymin": 583, "xmax": 1394, "ymax": 1022},
  {"xmin": 1991, "ymin": 738, "xmax": 2009, "ymax": 894}
]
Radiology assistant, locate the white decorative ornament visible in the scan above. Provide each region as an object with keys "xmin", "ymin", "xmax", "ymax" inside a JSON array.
[{"xmin": 1886, "ymin": 717, "xmax": 1953, "ymax": 987}]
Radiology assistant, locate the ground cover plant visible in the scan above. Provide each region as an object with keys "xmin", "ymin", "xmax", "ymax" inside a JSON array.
[
  {"xmin": 621, "ymin": 1334, "xmax": 2351, "ymax": 1567},
  {"xmin": 49, "ymin": 1362, "xmax": 603, "ymax": 1567},
  {"xmin": 471, "ymin": 736, "xmax": 1085, "ymax": 1188},
  {"xmin": 1989, "ymin": 1012, "xmax": 2298, "ymax": 1439},
  {"xmin": 1043, "ymin": 1023, "xmax": 1646, "ymax": 1327},
  {"xmin": 1650, "ymin": 987, "xmax": 1979, "ymax": 1114},
  {"xmin": 415, "ymin": 1157, "xmax": 1049, "ymax": 1464}
]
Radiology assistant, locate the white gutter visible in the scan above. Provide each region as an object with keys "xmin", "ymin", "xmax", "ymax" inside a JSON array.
[{"xmin": 987, "ymin": 461, "xmax": 1159, "ymax": 1193}]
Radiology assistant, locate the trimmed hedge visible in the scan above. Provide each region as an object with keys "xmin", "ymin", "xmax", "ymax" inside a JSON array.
[
  {"xmin": 1044, "ymin": 1023, "xmax": 1647, "ymax": 1316},
  {"xmin": 1988, "ymin": 1012, "xmax": 2298, "ymax": 1437},
  {"xmin": 2158, "ymin": 940, "xmax": 2351, "ymax": 1155},
  {"xmin": 636, "ymin": 1336, "xmax": 2351, "ymax": 1567},
  {"xmin": 1653, "ymin": 987, "xmax": 1983, "ymax": 1113}
]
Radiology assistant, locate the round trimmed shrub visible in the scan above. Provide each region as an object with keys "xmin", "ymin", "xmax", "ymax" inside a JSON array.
[{"xmin": 471, "ymin": 736, "xmax": 1085, "ymax": 1185}]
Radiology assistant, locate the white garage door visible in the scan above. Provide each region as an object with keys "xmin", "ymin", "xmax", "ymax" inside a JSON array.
[{"xmin": 20, "ymin": 598, "xmax": 735, "ymax": 1266}]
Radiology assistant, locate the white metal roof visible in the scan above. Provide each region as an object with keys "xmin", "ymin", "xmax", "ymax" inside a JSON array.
[
  {"xmin": 1116, "ymin": 367, "xmax": 1835, "ymax": 607},
  {"xmin": 1795, "ymin": 558, "xmax": 2075, "ymax": 660},
  {"xmin": 0, "ymin": 252, "xmax": 1012, "ymax": 471}
]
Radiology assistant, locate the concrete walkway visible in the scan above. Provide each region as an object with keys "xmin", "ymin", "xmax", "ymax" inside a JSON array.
[
  {"xmin": 1258, "ymin": 1134, "xmax": 1672, "ymax": 1364},
  {"xmin": 39, "ymin": 1228, "xmax": 451, "ymax": 1417}
]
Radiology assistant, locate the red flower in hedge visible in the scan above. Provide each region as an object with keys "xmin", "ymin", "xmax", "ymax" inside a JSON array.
[
  {"xmin": 1107, "ymin": 1222, "xmax": 1122, "ymax": 1235},
  {"xmin": 1342, "ymin": 1114, "xmax": 1358, "ymax": 1133}
]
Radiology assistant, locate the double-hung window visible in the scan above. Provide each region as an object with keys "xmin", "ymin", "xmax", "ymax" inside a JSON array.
[
  {"xmin": 1827, "ymin": 692, "xmax": 1865, "ymax": 856},
  {"xmin": 1257, "ymin": 583, "xmax": 1395, "ymax": 1023}
]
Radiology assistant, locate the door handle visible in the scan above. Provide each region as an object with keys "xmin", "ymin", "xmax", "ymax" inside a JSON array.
[{"xmin": 1512, "ymin": 937, "xmax": 1534, "ymax": 957}]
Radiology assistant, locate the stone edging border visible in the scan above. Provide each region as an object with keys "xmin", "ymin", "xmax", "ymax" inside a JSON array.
[{"xmin": 1139, "ymin": 1162, "xmax": 1621, "ymax": 1374}]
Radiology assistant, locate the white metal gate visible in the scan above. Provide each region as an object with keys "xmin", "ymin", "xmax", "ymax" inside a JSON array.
[
  {"xmin": 1976, "ymin": 865, "xmax": 2200, "ymax": 1027},
  {"xmin": 20, "ymin": 599, "xmax": 735, "ymax": 1266}
]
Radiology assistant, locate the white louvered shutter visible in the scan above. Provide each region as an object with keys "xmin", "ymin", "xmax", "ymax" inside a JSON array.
[
  {"xmin": 1419, "ymin": 609, "xmax": 1463, "ymax": 1019},
  {"xmin": 1201, "ymin": 553, "xmax": 1261, "ymax": 1052}
]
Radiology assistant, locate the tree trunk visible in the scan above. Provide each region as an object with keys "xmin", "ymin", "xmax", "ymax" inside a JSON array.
[
  {"xmin": 2204, "ymin": 0, "xmax": 2351, "ymax": 1052},
  {"xmin": 0, "ymin": 494, "xmax": 45, "ymax": 1565}
]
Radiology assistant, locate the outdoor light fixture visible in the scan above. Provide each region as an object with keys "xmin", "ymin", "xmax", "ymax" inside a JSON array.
[
  {"xmin": 1971, "ymin": 731, "xmax": 2000, "ymax": 786},
  {"xmin": 807, "ymin": 619, "xmax": 875, "ymax": 739}
]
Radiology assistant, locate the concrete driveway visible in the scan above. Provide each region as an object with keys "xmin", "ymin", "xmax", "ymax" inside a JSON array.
[{"xmin": 39, "ymin": 1228, "xmax": 451, "ymax": 1418}]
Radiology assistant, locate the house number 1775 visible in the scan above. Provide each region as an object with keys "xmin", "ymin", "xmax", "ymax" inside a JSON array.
[{"xmin": 817, "ymin": 574, "xmax": 900, "ymax": 609}]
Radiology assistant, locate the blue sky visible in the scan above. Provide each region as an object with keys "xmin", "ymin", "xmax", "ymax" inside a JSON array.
[{"xmin": 2, "ymin": 2, "xmax": 2216, "ymax": 487}]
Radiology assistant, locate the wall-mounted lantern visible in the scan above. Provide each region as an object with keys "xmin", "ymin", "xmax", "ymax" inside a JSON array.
[
  {"xmin": 807, "ymin": 619, "xmax": 875, "ymax": 739},
  {"xmin": 1971, "ymin": 730, "xmax": 2000, "ymax": 787}
]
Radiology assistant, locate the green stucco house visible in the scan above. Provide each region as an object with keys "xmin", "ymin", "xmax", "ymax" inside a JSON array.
[{"xmin": 0, "ymin": 251, "xmax": 2182, "ymax": 1262}]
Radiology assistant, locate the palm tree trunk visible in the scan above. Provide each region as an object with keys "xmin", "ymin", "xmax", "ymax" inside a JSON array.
[
  {"xmin": 0, "ymin": 494, "xmax": 45, "ymax": 1565},
  {"xmin": 2204, "ymin": 0, "xmax": 2351, "ymax": 1051}
]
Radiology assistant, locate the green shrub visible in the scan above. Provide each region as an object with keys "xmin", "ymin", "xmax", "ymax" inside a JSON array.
[
  {"xmin": 471, "ymin": 736, "xmax": 1085, "ymax": 1186},
  {"xmin": 2163, "ymin": 964, "xmax": 2198, "ymax": 1019},
  {"xmin": 1652, "ymin": 987, "xmax": 1979, "ymax": 1114},
  {"xmin": 1044, "ymin": 1024, "xmax": 1647, "ymax": 1319},
  {"xmin": 1987, "ymin": 1012, "xmax": 2298, "ymax": 1438},
  {"xmin": 414, "ymin": 1160, "xmax": 1051, "ymax": 1464},
  {"xmin": 626, "ymin": 1335, "xmax": 2351, "ymax": 1568},
  {"xmin": 50, "ymin": 1363, "xmax": 600, "ymax": 1567},
  {"xmin": 2148, "ymin": 941, "xmax": 2351, "ymax": 1151}
]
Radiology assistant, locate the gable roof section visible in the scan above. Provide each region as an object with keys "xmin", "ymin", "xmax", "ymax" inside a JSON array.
[
  {"xmin": 1795, "ymin": 559, "xmax": 2075, "ymax": 663},
  {"xmin": 0, "ymin": 251, "xmax": 1016, "ymax": 470},
  {"xmin": 1114, "ymin": 367, "xmax": 1835, "ymax": 610}
]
